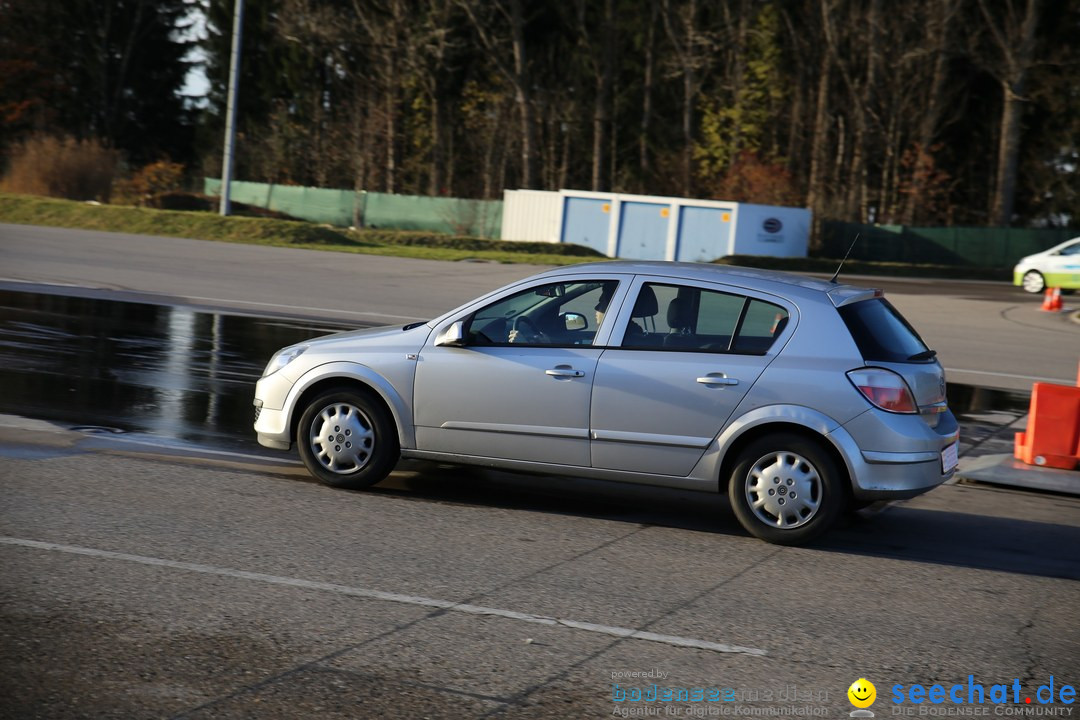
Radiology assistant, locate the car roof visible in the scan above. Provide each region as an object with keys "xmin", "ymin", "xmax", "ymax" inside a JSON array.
[{"xmin": 533, "ymin": 260, "xmax": 878, "ymax": 306}]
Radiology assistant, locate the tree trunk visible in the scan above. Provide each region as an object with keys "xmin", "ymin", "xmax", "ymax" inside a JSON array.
[
  {"xmin": 682, "ymin": 66, "xmax": 693, "ymax": 196},
  {"xmin": 986, "ymin": 0, "xmax": 1040, "ymax": 226},
  {"xmin": 805, "ymin": 48, "xmax": 831, "ymax": 245},
  {"xmin": 591, "ymin": 0, "xmax": 615, "ymax": 191},
  {"xmin": 385, "ymin": 59, "xmax": 397, "ymax": 194},
  {"xmin": 639, "ymin": 7, "xmax": 655, "ymax": 190},
  {"xmin": 508, "ymin": 0, "xmax": 536, "ymax": 189},
  {"xmin": 352, "ymin": 85, "xmax": 369, "ymax": 227},
  {"xmin": 879, "ymin": 111, "xmax": 900, "ymax": 224},
  {"xmin": 992, "ymin": 81, "xmax": 1026, "ymax": 226},
  {"xmin": 849, "ymin": 0, "xmax": 880, "ymax": 222},
  {"xmin": 429, "ymin": 92, "xmax": 442, "ymax": 195},
  {"xmin": 900, "ymin": 0, "xmax": 957, "ymax": 226}
]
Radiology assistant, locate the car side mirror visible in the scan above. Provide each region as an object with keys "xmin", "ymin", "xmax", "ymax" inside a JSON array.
[
  {"xmin": 434, "ymin": 320, "xmax": 467, "ymax": 347},
  {"xmin": 561, "ymin": 312, "xmax": 587, "ymax": 331}
]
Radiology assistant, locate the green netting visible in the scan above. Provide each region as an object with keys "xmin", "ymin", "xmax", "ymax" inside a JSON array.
[
  {"xmin": 363, "ymin": 192, "xmax": 502, "ymax": 238},
  {"xmin": 823, "ymin": 222, "xmax": 1077, "ymax": 266},
  {"xmin": 204, "ymin": 180, "xmax": 502, "ymax": 237},
  {"xmin": 204, "ymin": 179, "xmax": 360, "ymax": 227}
]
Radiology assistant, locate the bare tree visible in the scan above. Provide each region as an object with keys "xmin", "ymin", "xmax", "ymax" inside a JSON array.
[
  {"xmin": 412, "ymin": 0, "xmax": 462, "ymax": 195},
  {"xmin": 804, "ymin": 0, "xmax": 835, "ymax": 234},
  {"xmin": 571, "ymin": 0, "xmax": 617, "ymax": 192},
  {"xmin": 976, "ymin": 0, "xmax": 1041, "ymax": 226},
  {"xmin": 660, "ymin": 0, "xmax": 713, "ymax": 196},
  {"xmin": 900, "ymin": 0, "xmax": 963, "ymax": 226},
  {"xmin": 458, "ymin": 0, "xmax": 538, "ymax": 189},
  {"xmin": 346, "ymin": 0, "xmax": 412, "ymax": 194},
  {"xmin": 638, "ymin": 4, "xmax": 658, "ymax": 190}
]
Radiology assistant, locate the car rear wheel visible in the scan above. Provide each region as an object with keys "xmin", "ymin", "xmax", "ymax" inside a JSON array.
[
  {"xmin": 297, "ymin": 387, "xmax": 399, "ymax": 489},
  {"xmin": 1021, "ymin": 270, "xmax": 1046, "ymax": 294},
  {"xmin": 727, "ymin": 433, "xmax": 844, "ymax": 545}
]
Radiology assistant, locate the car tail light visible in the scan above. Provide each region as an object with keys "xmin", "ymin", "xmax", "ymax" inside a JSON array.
[{"xmin": 846, "ymin": 368, "xmax": 918, "ymax": 413}]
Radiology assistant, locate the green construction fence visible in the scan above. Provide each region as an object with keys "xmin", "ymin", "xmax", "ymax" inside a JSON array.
[
  {"xmin": 822, "ymin": 222, "xmax": 1077, "ymax": 267},
  {"xmin": 204, "ymin": 179, "xmax": 502, "ymax": 238}
]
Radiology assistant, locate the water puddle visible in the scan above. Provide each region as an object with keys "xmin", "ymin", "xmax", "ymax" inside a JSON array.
[{"xmin": 0, "ymin": 290, "xmax": 365, "ymax": 452}]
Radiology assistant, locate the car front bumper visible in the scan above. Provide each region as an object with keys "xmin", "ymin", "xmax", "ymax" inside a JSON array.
[{"xmin": 253, "ymin": 371, "xmax": 296, "ymax": 450}]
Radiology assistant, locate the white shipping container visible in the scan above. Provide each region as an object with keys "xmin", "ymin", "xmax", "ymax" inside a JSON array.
[{"xmin": 500, "ymin": 188, "xmax": 810, "ymax": 261}]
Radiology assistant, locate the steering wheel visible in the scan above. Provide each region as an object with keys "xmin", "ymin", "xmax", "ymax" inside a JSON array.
[{"xmin": 511, "ymin": 316, "xmax": 546, "ymax": 343}]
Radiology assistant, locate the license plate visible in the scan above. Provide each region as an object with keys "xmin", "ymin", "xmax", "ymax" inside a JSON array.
[{"xmin": 941, "ymin": 442, "xmax": 958, "ymax": 474}]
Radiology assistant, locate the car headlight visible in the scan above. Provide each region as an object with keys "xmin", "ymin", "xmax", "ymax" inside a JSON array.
[{"xmin": 262, "ymin": 345, "xmax": 307, "ymax": 377}]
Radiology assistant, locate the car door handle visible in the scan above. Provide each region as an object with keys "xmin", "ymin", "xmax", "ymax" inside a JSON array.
[
  {"xmin": 545, "ymin": 367, "xmax": 585, "ymax": 378},
  {"xmin": 697, "ymin": 374, "xmax": 739, "ymax": 386}
]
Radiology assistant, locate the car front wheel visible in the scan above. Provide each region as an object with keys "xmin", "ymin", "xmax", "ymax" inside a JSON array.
[
  {"xmin": 1021, "ymin": 270, "xmax": 1046, "ymax": 294},
  {"xmin": 297, "ymin": 387, "xmax": 399, "ymax": 489},
  {"xmin": 727, "ymin": 433, "xmax": 844, "ymax": 545}
]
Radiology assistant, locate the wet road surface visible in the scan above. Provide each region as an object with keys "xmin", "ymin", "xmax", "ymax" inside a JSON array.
[{"xmin": 0, "ymin": 290, "xmax": 366, "ymax": 452}]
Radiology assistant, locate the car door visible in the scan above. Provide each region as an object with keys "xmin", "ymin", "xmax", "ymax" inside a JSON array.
[
  {"xmin": 1045, "ymin": 239, "xmax": 1080, "ymax": 288},
  {"xmin": 413, "ymin": 278, "xmax": 622, "ymax": 466},
  {"xmin": 589, "ymin": 277, "xmax": 791, "ymax": 477}
]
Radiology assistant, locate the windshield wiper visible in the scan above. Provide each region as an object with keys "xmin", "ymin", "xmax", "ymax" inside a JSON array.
[{"xmin": 907, "ymin": 349, "xmax": 937, "ymax": 361}]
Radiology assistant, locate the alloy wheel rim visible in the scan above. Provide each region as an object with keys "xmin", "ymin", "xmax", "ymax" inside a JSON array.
[
  {"xmin": 1022, "ymin": 272, "xmax": 1044, "ymax": 293},
  {"xmin": 309, "ymin": 403, "xmax": 375, "ymax": 474},
  {"xmin": 744, "ymin": 451, "xmax": 822, "ymax": 529}
]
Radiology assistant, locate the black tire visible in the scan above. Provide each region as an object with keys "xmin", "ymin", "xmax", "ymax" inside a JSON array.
[
  {"xmin": 727, "ymin": 433, "xmax": 845, "ymax": 545},
  {"xmin": 296, "ymin": 386, "xmax": 399, "ymax": 489}
]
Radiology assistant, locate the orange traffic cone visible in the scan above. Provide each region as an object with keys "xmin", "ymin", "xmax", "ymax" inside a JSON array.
[
  {"xmin": 1041, "ymin": 287, "xmax": 1058, "ymax": 313},
  {"xmin": 1051, "ymin": 287, "xmax": 1063, "ymax": 311}
]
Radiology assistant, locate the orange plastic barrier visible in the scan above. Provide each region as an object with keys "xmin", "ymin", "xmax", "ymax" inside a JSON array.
[{"xmin": 1014, "ymin": 382, "xmax": 1080, "ymax": 470}]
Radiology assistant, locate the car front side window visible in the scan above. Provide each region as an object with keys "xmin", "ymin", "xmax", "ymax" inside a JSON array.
[{"xmin": 466, "ymin": 280, "xmax": 618, "ymax": 347}]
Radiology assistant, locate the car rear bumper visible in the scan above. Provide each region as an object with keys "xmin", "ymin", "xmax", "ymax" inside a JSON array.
[
  {"xmin": 844, "ymin": 453, "xmax": 953, "ymax": 500},
  {"xmin": 833, "ymin": 409, "xmax": 959, "ymax": 500}
]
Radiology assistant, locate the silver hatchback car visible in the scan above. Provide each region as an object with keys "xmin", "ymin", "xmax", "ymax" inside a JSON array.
[{"xmin": 254, "ymin": 261, "xmax": 958, "ymax": 545}]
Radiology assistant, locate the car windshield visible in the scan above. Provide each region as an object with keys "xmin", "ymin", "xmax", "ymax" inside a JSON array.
[
  {"xmin": 1058, "ymin": 239, "xmax": 1080, "ymax": 256},
  {"xmin": 838, "ymin": 298, "xmax": 930, "ymax": 363}
]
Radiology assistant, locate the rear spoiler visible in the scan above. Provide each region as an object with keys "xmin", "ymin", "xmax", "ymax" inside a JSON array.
[{"xmin": 826, "ymin": 286, "xmax": 883, "ymax": 308}]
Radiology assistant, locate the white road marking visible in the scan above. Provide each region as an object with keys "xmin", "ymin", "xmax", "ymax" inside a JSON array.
[
  {"xmin": 1, "ymin": 536, "xmax": 766, "ymax": 657},
  {"xmin": 79, "ymin": 432, "xmax": 300, "ymax": 464},
  {"xmin": 945, "ymin": 368, "xmax": 1072, "ymax": 384}
]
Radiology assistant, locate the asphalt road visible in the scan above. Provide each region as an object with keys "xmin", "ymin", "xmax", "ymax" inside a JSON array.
[
  {"xmin": 2, "ymin": 222, "xmax": 1078, "ymax": 391},
  {"xmin": 1, "ymin": 224, "xmax": 1079, "ymax": 718},
  {"xmin": 2, "ymin": 417, "xmax": 1078, "ymax": 719}
]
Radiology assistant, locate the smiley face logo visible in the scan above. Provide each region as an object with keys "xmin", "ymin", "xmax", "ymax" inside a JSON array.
[{"xmin": 848, "ymin": 678, "xmax": 877, "ymax": 708}]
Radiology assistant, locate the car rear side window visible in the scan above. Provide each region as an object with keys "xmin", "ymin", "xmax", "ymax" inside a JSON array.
[
  {"xmin": 838, "ymin": 298, "xmax": 929, "ymax": 362},
  {"xmin": 730, "ymin": 299, "xmax": 789, "ymax": 354},
  {"xmin": 621, "ymin": 283, "xmax": 788, "ymax": 354}
]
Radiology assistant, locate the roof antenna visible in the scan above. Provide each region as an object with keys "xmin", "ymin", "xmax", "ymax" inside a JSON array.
[{"xmin": 828, "ymin": 233, "xmax": 861, "ymax": 284}]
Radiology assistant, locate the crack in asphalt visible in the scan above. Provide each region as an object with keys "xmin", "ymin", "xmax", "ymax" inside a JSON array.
[
  {"xmin": 167, "ymin": 525, "xmax": 651, "ymax": 718},
  {"xmin": 478, "ymin": 544, "xmax": 785, "ymax": 718}
]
